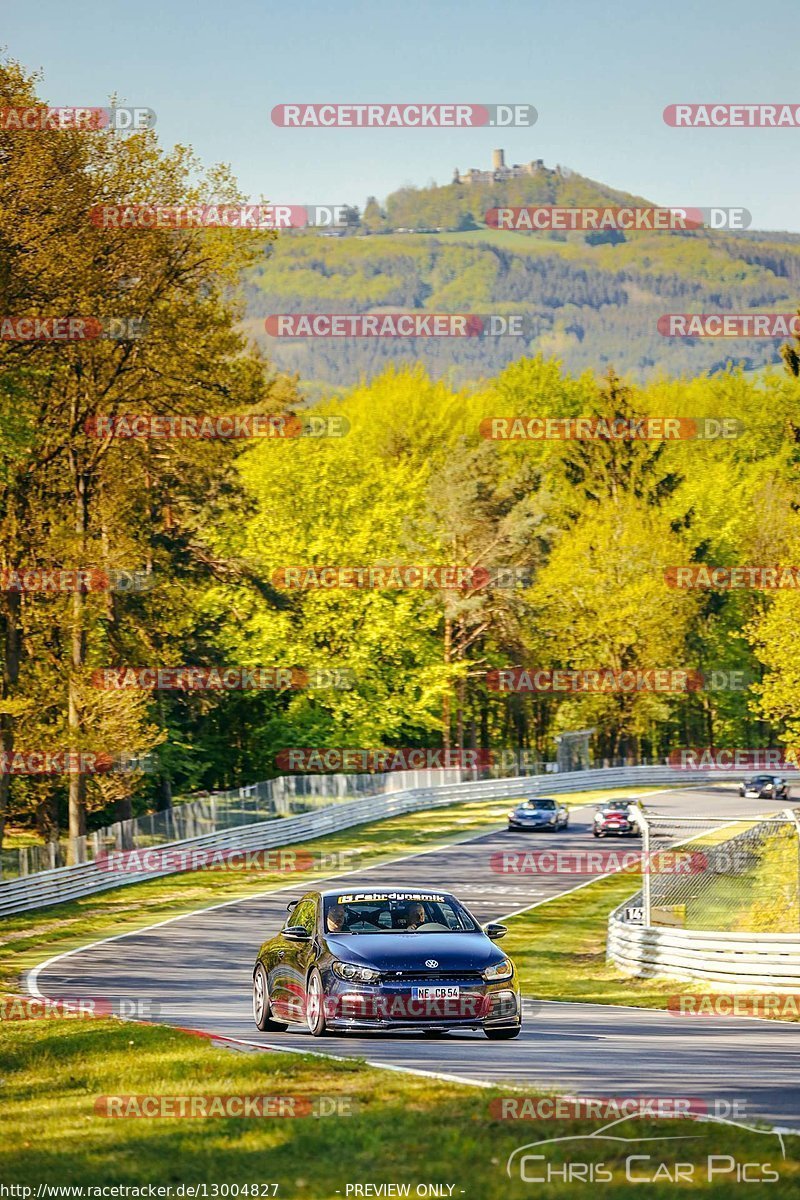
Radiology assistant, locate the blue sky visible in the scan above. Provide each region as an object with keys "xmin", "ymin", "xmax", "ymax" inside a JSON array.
[{"xmin": 6, "ymin": 0, "xmax": 800, "ymax": 230}]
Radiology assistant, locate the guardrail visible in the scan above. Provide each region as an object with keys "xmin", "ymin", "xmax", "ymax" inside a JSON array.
[
  {"xmin": 0, "ymin": 763, "xmax": 742, "ymax": 917},
  {"xmin": 607, "ymin": 798, "xmax": 800, "ymax": 989},
  {"xmin": 607, "ymin": 913, "xmax": 800, "ymax": 988}
]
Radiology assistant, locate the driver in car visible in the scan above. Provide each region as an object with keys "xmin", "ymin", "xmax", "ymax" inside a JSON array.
[
  {"xmin": 406, "ymin": 902, "xmax": 426, "ymax": 930},
  {"xmin": 326, "ymin": 903, "xmax": 347, "ymax": 933}
]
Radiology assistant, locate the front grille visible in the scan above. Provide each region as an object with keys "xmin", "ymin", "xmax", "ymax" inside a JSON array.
[{"xmin": 380, "ymin": 970, "xmax": 483, "ymax": 983}]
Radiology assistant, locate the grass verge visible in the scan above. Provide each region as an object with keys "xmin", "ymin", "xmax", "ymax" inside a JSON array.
[
  {"xmin": 0, "ymin": 1016, "xmax": 796, "ymax": 1194},
  {"xmin": 503, "ymin": 865, "xmax": 800, "ymax": 1019}
]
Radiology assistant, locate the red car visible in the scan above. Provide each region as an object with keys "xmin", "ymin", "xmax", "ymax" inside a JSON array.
[{"xmin": 593, "ymin": 801, "xmax": 642, "ymax": 838}]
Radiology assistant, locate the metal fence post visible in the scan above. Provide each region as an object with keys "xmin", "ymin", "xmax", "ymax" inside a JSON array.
[
  {"xmin": 639, "ymin": 807, "xmax": 652, "ymax": 926},
  {"xmin": 782, "ymin": 807, "xmax": 800, "ymax": 932}
]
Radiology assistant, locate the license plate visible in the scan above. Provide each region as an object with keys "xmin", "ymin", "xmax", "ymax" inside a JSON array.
[{"xmin": 411, "ymin": 986, "xmax": 460, "ymax": 1000}]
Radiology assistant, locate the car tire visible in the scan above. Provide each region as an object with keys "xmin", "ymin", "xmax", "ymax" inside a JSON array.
[
  {"xmin": 485, "ymin": 1024, "xmax": 522, "ymax": 1040},
  {"xmin": 593, "ymin": 830, "xmax": 602, "ymax": 838},
  {"xmin": 253, "ymin": 963, "xmax": 288, "ymax": 1032},
  {"xmin": 305, "ymin": 968, "xmax": 328, "ymax": 1037}
]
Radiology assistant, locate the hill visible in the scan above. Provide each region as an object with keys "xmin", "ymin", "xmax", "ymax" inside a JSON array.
[{"xmin": 240, "ymin": 161, "xmax": 800, "ymax": 389}]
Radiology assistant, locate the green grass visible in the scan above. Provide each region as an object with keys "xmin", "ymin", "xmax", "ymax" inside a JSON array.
[
  {"xmin": 2, "ymin": 826, "xmax": 41, "ymax": 848},
  {"xmin": 0, "ymin": 1014, "xmax": 797, "ymax": 1194}
]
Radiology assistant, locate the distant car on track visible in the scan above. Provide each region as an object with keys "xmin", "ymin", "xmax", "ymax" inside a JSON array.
[
  {"xmin": 507, "ymin": 797, "xmax": 569, "ymax": 832},
  {"xmin": 593, "ymin": 800, "xmax": 642, "ymax": 838},
  {"xmin": 252, "ymin": 887, "xmax": 521, "ymax": 1040},
  {"xmin": 739, "ymin": 775, "xmax": 790, "ymax": 800}
]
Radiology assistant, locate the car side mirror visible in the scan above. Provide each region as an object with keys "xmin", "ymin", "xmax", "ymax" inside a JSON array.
[
  {"xmin": 286, "ymin": 900, "xmax": 298, "ymax": 912},
  {"xmin": 484, "ymin": 922, "xmax": 507, "ymax": 941},
  {"xmin": 283, "ymin": 925, "xmax": 312, "ymax": 942}
]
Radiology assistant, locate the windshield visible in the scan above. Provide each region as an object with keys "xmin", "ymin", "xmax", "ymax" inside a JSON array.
[
  {"xmin": 524, "ymin": 799, "xmax": 556, "ymax": 810},
  {"xmin": 324, "ymin": 893, "xmax": 478, "ymax": 935},
  {"xmin": 748, "ymin": 776, "xmax": 771, "ymax": 785}
]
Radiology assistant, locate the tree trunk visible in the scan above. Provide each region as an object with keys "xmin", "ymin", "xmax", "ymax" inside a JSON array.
[
  {"xmin": 0, "ymin": 589, "xmax": 22, "ymax": 853},
  {"xmin": 442, "ymin": 614, "xmax": 452, "ymax": 750},
  {"xmin": 67, "ymin": 471, "xmax": 88, "ymax": 855}
]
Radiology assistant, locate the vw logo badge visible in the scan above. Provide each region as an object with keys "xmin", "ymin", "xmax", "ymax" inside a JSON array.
[{"xmin": 425, "ymin": 959, "xmax": 438, "ymax": 968}]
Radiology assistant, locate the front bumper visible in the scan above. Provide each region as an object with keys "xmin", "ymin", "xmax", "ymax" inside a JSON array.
[
  {"xmin": 509, "ymin": 818, "xmax": 557, "ymax": 830},
  {"xmin": 320, "ymin": 974, "xmax": 521, "ymax": 1031}
]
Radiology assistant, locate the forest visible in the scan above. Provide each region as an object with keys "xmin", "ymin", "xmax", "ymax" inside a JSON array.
[{"xmin": 2, "ymin": 60, "xmax": 800, "ymax": 849}]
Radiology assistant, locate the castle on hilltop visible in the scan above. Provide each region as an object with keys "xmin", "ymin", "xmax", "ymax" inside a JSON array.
[{"xmin": 453, "ymin": 148, "xmax": 545, "ymax": 186}]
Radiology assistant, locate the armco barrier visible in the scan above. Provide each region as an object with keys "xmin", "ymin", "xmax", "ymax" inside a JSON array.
[
  {"xmin": 607, "ymin": 910, "xmax": 800, "ymax": 989},
  {"xmin": 607, "ymin": 796, "xmax": 800, "ymax": 988},
  {"xmin": 0, "ymin": 764, "xmax": 736, "ymax": 917}
]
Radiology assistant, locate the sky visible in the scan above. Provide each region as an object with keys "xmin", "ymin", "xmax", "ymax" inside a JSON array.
[{"xmin": 5, "ymin": 0, "xmax": 800, "ymax": 230}]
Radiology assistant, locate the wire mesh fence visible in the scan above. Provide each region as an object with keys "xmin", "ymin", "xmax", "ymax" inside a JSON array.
[
  {"xmin": 627, "ymin": 808, "xmax": 800, "ymax": 934},
  {"xmin": 0, "ymin": 754, "xmax": 563, "ymax": 881},
  {"xmin": 0, "ymin": 771, "xmax": 389, "ymax": 880}
]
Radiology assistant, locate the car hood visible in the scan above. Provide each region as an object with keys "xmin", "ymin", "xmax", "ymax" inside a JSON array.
[
  {"xmin": 324, "ymin": 931, "xmax": 506, "ymax": 972},
  {"xmin": 514, "ymin": 807, "xmax": 554, "ymax": 816}
]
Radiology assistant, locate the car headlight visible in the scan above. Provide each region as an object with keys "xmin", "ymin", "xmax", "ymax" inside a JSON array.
[
  {"xmin": 483, "ymin": 959, "xmax": 514, "ymax": 982},
  {"xmin": 331, "ymin": 960, "xmax": 381, "ymax": 984}
]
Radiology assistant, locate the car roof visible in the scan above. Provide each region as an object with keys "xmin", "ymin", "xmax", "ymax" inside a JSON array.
[{"xmin": 318, "ymin": 887, "xmax": 456, "ymax": 900}]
